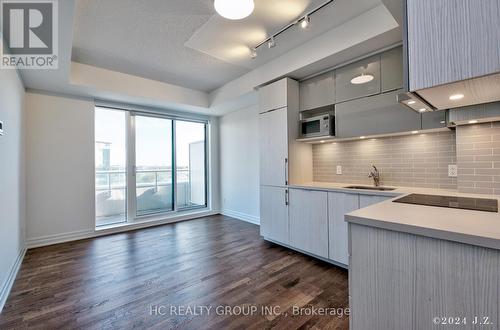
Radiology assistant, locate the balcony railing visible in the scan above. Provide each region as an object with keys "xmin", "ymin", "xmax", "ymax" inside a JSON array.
[{"xmin": 95, "ymin": 169, "xmax": 197, "ymax": 226}]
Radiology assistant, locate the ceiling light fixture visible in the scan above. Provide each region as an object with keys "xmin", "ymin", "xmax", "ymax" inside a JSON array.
[
  {"xmin": 250, "ymin": 0, "xmax": 334, "ymax": 58},
  {"xmin": 449, "ymin": 93, "xmax": 465, "ymax": 101},
  {"xmin": 407, "ymin": 100, "xmax": 416, "ymax": 105},
  {"xmin": 214, "ymin": 0, "xmax": 254, "ymax": 20},
  {"xmin": 300, "ymin": 15, "xmax": 310, "ymax": 29},
  {"xmin": 351, "ymin": 74, "xmax": 374, "ymax": 85},
  {"xmin": 268, "ymin": 37, "xmax": 276, "ymax": 48},
  {"xmin": 250, "ymin": 48, "xmax": 257, "ymax": 59}
]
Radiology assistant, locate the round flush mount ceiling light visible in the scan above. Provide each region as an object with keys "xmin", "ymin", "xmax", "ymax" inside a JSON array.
[
  {"xmin": 351, "ymin": 74, "xmax": 374, "ymax": 85},
  {"xmin": 214, "ymin": 0, "xmax": 254, "ymax": 20}
]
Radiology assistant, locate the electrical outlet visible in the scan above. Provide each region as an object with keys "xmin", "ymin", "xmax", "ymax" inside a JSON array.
[
  {"xmin": 0, "ymin": 120, "xmax": 3, "ymax": 136},
  {"xmin": 336, "ymin": 165, "xmax": 342, "ymax": 175},
  {"xmin": 448, "ymin": 165, "xmax": 458, "ymax": 177}
]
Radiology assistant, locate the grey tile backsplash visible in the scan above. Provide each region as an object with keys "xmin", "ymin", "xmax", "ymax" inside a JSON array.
[
  {"xmin": 313, "ymin": 130, "xmax": 457, "ymax": 189},
  {"xmin": 456, "ymin": 122, "xmax": 500, "ymax": 195}
]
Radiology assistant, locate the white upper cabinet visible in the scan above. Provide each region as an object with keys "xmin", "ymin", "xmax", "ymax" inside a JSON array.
[
  {"xmin": 259, "ymin": 79, "xmax": 290, "ymax": 113},
  {"xmin": 299, "ymin": 72, "xmax": 335, "ymax": 111},
  {"xmin": 335, "ymin": 55, "xmax": 381, "ymax": 103},
  {"xmin": 259, "ymin": 107, "xmax": 288, "ymax": 186},
  {"xmin": 406, "ymin": 0, "xmax": 500, "ymax": 109}
]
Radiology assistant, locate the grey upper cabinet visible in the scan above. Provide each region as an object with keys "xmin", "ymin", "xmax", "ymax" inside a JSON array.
[
  {"xmin": 421, "ymin": 111, "xmax": 447, "ymax": 130},
  {"xmin": 380, "ymin": 47, "xmax": 403, "ymax": 93},
  {"xmin": 335, "ymin": 55, "xmax": 381, "ymax": 103},
  {"xmin": 407, "ymin": 0, "xmax": 500, "ymax": 91},
  {"xmin": 299, "ymin": 72, "xmax": 335, "ymax": 111},
  {"xmin": 336, "ymin": 89, "xmax": 421, "ymax": 138}
]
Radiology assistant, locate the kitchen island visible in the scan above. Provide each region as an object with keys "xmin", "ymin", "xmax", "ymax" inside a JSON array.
[{"xmin": 346, "ymin": 193, "xmax": 500, "ymax": 330}]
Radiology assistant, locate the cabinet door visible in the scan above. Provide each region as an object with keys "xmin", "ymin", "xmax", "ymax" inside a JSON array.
[
  {"xmin": 259, "ymin": 108, "xmax": 288, "ymax": 186},
  {"xmin": 407, "ymin": 0, "xmax": 500, "ymax": 91},
  {"xmin": 381, "ymin": 47, "xmax": 403, "ymax": 92},
  {"xmin": 336, "ymin": 90, "xmax": 421, "ymax": 138},
  {"xmin": 259, "ymin": 79, "xmax": 288, "ymax": 113},
  {"xmin": 299, "ymin": 72, "xmax": 335, "ymax": 111},
  {"xmin": 328, "ymin": 192, "xmax": 359, "ymax": 265},
  {"xmin": 422, "ymin": 111, "xmax": 447, "ymax": 130},
  {"xmin": 289, "ymin": 189, "xmax": 328, "ymax": 258},
  {"xmin": 359, "ymin": 194, "xmax": 391, "ymax": 208},
  {"xmin": 260, "ymin": 186, "xmax": 289, "ymax": 244},
  {"xmin": 335, "ymin": 55, "xmax": 381, "ymax": 103}
]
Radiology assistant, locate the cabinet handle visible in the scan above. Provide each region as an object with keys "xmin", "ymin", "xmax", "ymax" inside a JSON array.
[
  {"xmin": 285, "ymin": 189, "xmax": 289, "ymax": 206},
  {"xmin": 284, "ymin": 158, "xmax": 288, "ymax": 185}
]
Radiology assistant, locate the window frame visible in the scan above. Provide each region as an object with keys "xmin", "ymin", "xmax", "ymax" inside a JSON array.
[{"xmin": 94, "ymin": 105, "xmax": 210, "ymax": 227}]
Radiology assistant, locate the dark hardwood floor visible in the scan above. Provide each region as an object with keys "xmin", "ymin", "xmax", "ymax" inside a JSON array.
[{"xmin": 0, "ymin": 215, "xmax": 349, "ymax": 329}]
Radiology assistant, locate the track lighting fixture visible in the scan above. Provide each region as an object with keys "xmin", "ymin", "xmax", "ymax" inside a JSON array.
[{"xmin": 249, "ymin": 0, "xmax": 334, "ymax": 58}]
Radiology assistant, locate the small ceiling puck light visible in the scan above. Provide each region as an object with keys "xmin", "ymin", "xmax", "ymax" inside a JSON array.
[
  {"xmin": 360, "ymin": 136, "xmax": 366, "ymax": 139},
  {"xmin": 351, "ymin": 73, "xmax": 374, "ymax": 85},
  {"xmin": 468, "ymin": 120, "xmax": 478, "ymax": 124},
  {"xmin": 407, "ymin": 100, "xmax": 416, "ymax": 105},
  {"xmin": 449, "ymin": 93, "xmax": 465, "ymax": 101},
  {"xmin": 418, "ymin": 108, "xmax": 427, "ymax": 112},
  {"xmin": 412, "ymin": 130, "xmax": 419, "ymax": 134}
]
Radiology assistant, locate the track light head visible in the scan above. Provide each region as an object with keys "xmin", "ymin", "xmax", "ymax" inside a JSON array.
[
  {"xmin": 267, "ymin": 37, "xmax": 276, "ymax": 48},
  {"xmin": 300, "ymin": 15, "xmax": 310, "ymax": 29},
  {"xmin": 250, "ymin": 48, "xmax": 257, "ymax": 59}
]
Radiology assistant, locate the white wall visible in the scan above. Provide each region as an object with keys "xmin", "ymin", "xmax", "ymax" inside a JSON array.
[
  {"xmin": 0, "ymin": 69, "xmax": 25, "ymax": 309},
  {"xmin": 25, "ymin": 92, "xmax": 96, "ymax": 244},
  {"xmin": 219, "ymin": 105, "xmax": 260, "ymax": 224}
]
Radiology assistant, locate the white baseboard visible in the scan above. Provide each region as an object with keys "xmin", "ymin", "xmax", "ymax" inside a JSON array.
[
  {"xmin": 26, "ymin": 229, "xmax": 97, "ymax": 249},
  {"xmin": 0, "ymin": 246, "xmax": 26, "ymax": 313},
  {"xmin": 221, "ymin": 209, "xmax": 260, "ymax": 225},
  {"xmin": 26, "ymin": 210, "xmax": 219, "ymax": 249}
]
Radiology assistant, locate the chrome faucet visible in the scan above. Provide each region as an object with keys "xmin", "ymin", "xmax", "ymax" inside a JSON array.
[{"xmin": 368, "ymin": 165, "xmax": 380, "ymax": 187}]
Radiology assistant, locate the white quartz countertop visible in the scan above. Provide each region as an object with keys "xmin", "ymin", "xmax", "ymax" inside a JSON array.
[{"xmin": 290, "ymin": 182, "xmax": 500, "ymax": 250}]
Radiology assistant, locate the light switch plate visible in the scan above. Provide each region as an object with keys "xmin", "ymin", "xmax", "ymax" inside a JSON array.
[
  {"xmin": 336, "ymin": 165, "xmax": 342, "ymax": 175},
  {"xmin": 448, "ymin": 164, "xmax": 458, "ymax": 177}
]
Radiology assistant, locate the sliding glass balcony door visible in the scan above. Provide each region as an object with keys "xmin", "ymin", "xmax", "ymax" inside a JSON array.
[
  {"xmin": 135, "ymin": 115, "xmax": 174, "ymax": 216},
  {"xmin": 175, "ymin": 121, "xmax": 207, "ymax": 210},
  {"xmin": 95, "ymin": 108, "xmax": 127, "ymax": 226},
  {"xmin": 95, "ymin": 107, "xmax": 208, "ymax": 227}
]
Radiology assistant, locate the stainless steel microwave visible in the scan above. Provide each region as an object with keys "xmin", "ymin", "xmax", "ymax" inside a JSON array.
[{"xmin": 300, "ymin": 114, "xmax": 335, "ymax": 138}]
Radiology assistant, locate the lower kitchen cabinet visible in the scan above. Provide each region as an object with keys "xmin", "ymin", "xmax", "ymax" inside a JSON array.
[
  {"xmin": 328, "ymin": 192, "xmax": 360, "ymax": 265},
  {"xmin": 289, "ymin": 189, "xmax": 329, "ymax": 258},
  {"xmin": 260, "ymin": 186, "xmax": 289, "ymax": 245},
  {"xmin": 359, "ymin": 194, "xmax": 391, "ymax": 208}
]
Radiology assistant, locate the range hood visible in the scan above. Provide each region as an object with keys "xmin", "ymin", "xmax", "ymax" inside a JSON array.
[{"xmin": 397, "ymin": 91, "xmax": 434, "ymax": 113}]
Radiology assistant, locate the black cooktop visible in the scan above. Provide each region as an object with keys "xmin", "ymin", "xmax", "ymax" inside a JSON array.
[{"xmin": 393, "ymin": 194, "xmax": 498, "ymax": 213}]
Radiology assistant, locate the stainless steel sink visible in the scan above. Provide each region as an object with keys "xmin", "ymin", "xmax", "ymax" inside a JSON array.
[{"xmin": 344, "ymin": 185, "xmax": 396, "ymax": 191}]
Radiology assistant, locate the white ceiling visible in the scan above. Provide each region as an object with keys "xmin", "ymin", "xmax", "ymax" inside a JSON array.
[
  {"xmin": 186, "ymin": 0, "xmax": 380, "ymax": 69},
  {"xmin": 72, "ymin": 0, "xmax": 248, "ymax": 92},
  {"xmin": 73, "ymin": 0, "xmax": 382, "ymax": 92}
]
